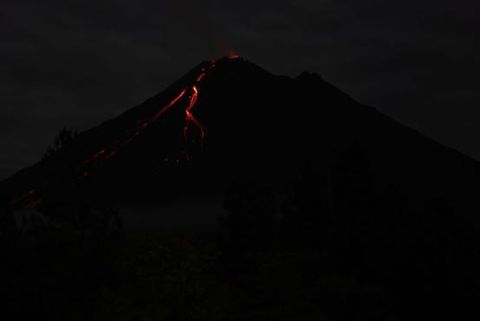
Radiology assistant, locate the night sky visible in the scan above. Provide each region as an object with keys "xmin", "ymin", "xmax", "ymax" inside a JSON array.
[{"xmin": 1, "ymin": 0, "xmax": 479, "ymax": 179}]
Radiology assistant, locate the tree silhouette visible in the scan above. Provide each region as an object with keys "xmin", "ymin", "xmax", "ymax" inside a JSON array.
[
  {"xmin": 219, "ymin": 172, "xmax": 277, "ymax": 254},
  {"xmin": 281, "ymin": 161, "xmax": 331, "ymax": 247},
  {"xmin": 0, "ymin": 194, "xmax": 15, "ymax": 238},
  {"xmin": 43, "ymin": 127, "xmax": 79, "ymax": 160}
]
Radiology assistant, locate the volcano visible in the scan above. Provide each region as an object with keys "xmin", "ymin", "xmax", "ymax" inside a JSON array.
[
  {"xmin": 3, "ymin": 56, "xmax": 480, "ymax": 319},
  {"xmin": 2, "ymin": 56, "xmax": 480, "ymax": 222}
]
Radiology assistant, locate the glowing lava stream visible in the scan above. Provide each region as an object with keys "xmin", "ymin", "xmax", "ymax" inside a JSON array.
[
  {"xmin": 182, "ymin": 62, "xmax": 216, "ymax": 146},
  {"xmin": 81, "ymin": 88, "xmax": 188, "ymax": 168},
  {"xmin": 82, "ymin": 61, "xmax": 215, "ymax": 169},
  {"xmin": 150, "ymin": 89, "xmax": 187, "ymax": 124},
  {"xmin": 12, "ymin": 60, "xmax": 219, "ymax": 209},
  {"xmin": 184, "ymin": 85, "xmax": 206, "ymax": 145}
]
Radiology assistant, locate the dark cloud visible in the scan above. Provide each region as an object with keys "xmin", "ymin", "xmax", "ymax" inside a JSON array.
[{"xmin": 1, "ymin": 0, "xmax": 479, "ymax": 178}]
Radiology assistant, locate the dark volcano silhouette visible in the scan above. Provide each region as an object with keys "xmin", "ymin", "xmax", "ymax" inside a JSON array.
[
  {"xmin": 2, "ymin": 56, "xmax": 480, "ymax": 319},
  {"xmin": 2, "ymin": 56, "xmax": 479, "ymax": 215}
]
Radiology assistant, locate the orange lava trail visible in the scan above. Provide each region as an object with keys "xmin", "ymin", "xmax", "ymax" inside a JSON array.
[
  {"xmin": 150, "ymin": 89, "xmax": 187, "ymax": 123},
  {"xmin": 184, "ymin": 85, "xmax": 205, "ymax": 143},
  {"xmin": 182, "ymin": 61, "xmax": 217, "ymax": 146},
  {"xmin": 12, "ymin": 59, "xmax": 226, "ymax": 209},
  {"xmin": 11, "ymin": 58, "xmax": 234, "ymax": 209},
  {"xmin": 82, "ymin": 88, "xmax": 188, "ymax": 167}
]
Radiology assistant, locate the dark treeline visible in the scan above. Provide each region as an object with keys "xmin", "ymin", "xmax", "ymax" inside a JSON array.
[
  {"xmin": 217, "ymin": 147, "xmax": 480, "ymax": 320},
  {"xmin": 1, "ymin": 146, "xmax": 480, "ymax": 320}
]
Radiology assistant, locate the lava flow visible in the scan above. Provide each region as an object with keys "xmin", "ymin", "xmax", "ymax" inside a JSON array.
[
  {"xmin": 184, "ymin": 85, "xmax": 205, "ymax": 145},
  {"xmin": 183, "ymin": 62, "xmax": 216, "ymax": 146},
  {"xmin": 82, "ymin": 60, "xmax": 215, "ymax": 170},
  {"xmin": 150, "ymin": 89, "xmax": 187, "ymax": 124},
  {"xmin": 11, "ymin": 59, "xmax": 221, "ymax": 209}
]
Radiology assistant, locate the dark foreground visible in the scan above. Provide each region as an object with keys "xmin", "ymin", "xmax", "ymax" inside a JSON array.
[{"xmin": 1, "ymin": 192, "xmax": 478, "ymax": 321}]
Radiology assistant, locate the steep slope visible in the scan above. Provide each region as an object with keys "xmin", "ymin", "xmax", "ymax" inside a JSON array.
[{"xmin": 1, "ymin": 56, "xmax": 480, "ymax": 221}]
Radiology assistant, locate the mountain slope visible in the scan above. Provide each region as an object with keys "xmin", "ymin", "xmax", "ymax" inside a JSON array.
[
  {"xmin": 2, "ymin": 56, "xmax": 480, "ymax": 320},
  {"xmin": 1, "ymin": 56, "xmax": 480, "ymax": 221}
]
